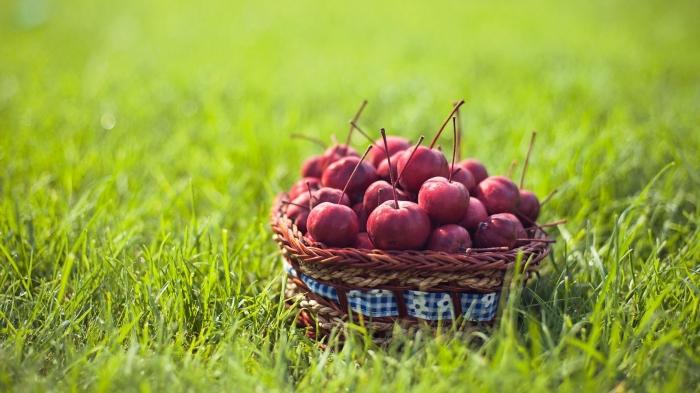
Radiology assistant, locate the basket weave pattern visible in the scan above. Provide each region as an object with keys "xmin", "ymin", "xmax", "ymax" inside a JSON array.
[{"xmin": 271, "ymin": 195, "xmax": 551, "ymax": 335}]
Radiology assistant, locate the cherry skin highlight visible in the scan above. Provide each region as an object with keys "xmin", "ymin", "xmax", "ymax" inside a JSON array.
[
  {"xmin": 362, "ymin": 180, "xmax": 410, "ymax": 215},
  {"xmin": 516, "ymin": 189, "xmax": 540, "ymax": 226},
  {"xmin": 301, "ymin": 155, "xmax": 325, "ymax": 178},
  {"xmin": 426, "ymin": 224, "xmax": 472, "ymax": 253},
  {"xmin": 474, "ymin": 176, "xmax": 520, "ymax": 214},
  {"xmin": 312, "ymin": 187, "xmax": 351, "ymax": 207},
  {"xmin": 353, "ymin": 232, "xmax": 375, "ymax": 249},
  {"xmin": 473, "ymin": 213, "xmax": 526, "ymax": 249},
  {"xmin": 368, "ymin": 136, "xmax": 410, "ymax": 167},
  {"xmin": 307, "ymin": 202, "xmax": 359, "ymax": 247},
  {"xmin": 321, "ymin": 156, "xmax": 378, "ymax": 195},
  {"xmin": 459, "ymin": 158, "xmax": 489, "ymax": 184},
  {"xmin": 450, "ymin": 167, "xmax": 476, "ymax": 194},
  {"xmin": 366, "ymin": 200, "xmax": 431, "ymax": 250},
  {"xmin": 396, "ymin": 146, "xmax": 449, "ymax": 193},
  {"xmin": 417, "ymin": 177, "xmax": 469, "ymax": 224},
  {"xmin": 459, "ymin": 197, "xmax": 489, "ymax": 232},
  {"xmin": 288, "ymin": 177, "xmax": 320, "ymax": 200}
]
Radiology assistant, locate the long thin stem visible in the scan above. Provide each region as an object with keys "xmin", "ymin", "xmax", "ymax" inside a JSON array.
[
  {"xmin": 429, "ymin": 99, "xmax": 465, "ymax": 149},
  {"xmin": 520, "ymin": 131, "xmax": 537, "ymax": 189},
  {"xmin": 337, "ymin": 144, "xmax": 373, "ymax": 204},
  {"xmin": 395, "ymin": 135, "xmax": 425, "ymax": 185},
  {"xmin": 349, "ymin": 121, "xmax": 381, "ymax": 147},
  {"xmin": 513, "ymin": 206, "xmax": 548, "ymax": 235},
  {"xmin": 506, "ymin": 159, "xmax": 519, "ymax": 178},
  {"xmin": 290, "ymin": 133, "xmax": 326, "ymax": 148},
  {"xmin": 305, "ymin": 181, "xmax": 315, "ymax": 209},
  {"xmin": 540, "ymin": 219, "xmax": 567, "ymax": 227},
  {"xmin": 449, "ymin": 116, "xmax": 457, "ymax": 183},
  {"xmin": 541, "ymin": 188, "xmax": 558, "ymax": 206},
  {"xmin": 517, "ymin": 238, "xmax": 556, "ymax": 243},
  {"xmin": 380, "ymin": 129, "xmax": 400, "ymax": 209},
  {"xmin": 343, "ymin": 100, "xmax": 368, "ymax": 152},
  {"xmin": 453, "ymin": 100, "xmax": 463, "ymax": 160}
]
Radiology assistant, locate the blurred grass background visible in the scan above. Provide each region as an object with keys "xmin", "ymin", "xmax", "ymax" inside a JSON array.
[{"xmin": 1, "ymin": 0, "xmax": 699, "ymax": 391}]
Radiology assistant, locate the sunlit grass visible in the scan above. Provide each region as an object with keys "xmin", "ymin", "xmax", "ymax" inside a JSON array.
[{"xmin": 0, "ymin": 0, "xmax": 699, "ymax": 391}]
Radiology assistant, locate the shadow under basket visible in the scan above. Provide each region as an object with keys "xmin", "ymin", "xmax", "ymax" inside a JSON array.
[{"xmin": 270, "ymin": 195, "xmax": 551, "ymax": 340}]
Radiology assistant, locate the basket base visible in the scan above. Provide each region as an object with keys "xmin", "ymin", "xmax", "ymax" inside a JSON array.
[{"xmin": 285, "ymin": 277, "xmax": 497, "ymax": 342}]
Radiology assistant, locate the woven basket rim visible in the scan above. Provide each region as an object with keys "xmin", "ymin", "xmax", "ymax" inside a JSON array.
[{"xmin": 271, "ymin": 193, "xmax": 552, "ymax": 275}]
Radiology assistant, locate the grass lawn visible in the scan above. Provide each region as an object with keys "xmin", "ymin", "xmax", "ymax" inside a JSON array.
[{"xmin": 1, "ymin": 0, "xmax": 699, "ymax": 391}]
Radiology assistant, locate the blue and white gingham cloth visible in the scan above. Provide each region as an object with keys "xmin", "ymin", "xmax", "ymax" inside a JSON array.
[
  {"xmin": 284, "ymin": 259, "xmax": 499, "ymax": 321},
  {"xmin": 348, "ymin": 289, "xmax": 398, "ymax": 317}
]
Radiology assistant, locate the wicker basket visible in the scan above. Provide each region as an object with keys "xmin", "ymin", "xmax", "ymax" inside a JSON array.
[{"xmin": 270, "ymin": 194, "xmax": 551, "ymax": 340}]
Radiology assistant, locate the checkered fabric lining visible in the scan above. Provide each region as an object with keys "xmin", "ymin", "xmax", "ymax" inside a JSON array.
[{"xmin": 283, "ymin": 259, "xmax": 499, "ymax": 321}]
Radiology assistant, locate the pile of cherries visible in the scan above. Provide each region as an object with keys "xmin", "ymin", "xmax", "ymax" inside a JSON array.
[{"xmin": 282, "ymin": 100, "xmax": 545, "ymax": 253}]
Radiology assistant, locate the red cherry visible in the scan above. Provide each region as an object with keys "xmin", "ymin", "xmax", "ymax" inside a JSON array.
[
  {"xmin": 288, "ymin": 177, "xmax": 320, "ymax": 200},
  {"xmin": 321, "ymin": 156, "xmax": 378, "ymax": 195},
  {"xmin": 376, "ymin": 150, "xmax": 403, "ymax": 181},
  {"xmin": 516, "ymin": 189, "xmax": 540, "ymax": 226},
  {"xmin": 352, "ymin": 202, "xmax": 368, "ymax": 232},
  {"xmin": 301, "ymin": 155, "xmax": 324, "ymax": 178},
  {"xmin": 312, "ymin": 187, "xmax": 351, "ymax": 207},
  {"xmin": 459, "ymin": 158, "xmax": 489, "ymax": 184},
  {"xmin": 366, "ymin": 200, "xmax": 431, "ymax": 250},
  {"xmin": 322, "ymin": 144, "xmax": 358, "ymax": 164},
  {"xmin": 396, "ymin": 146, "xmax": 449, "ymax": 193},
  {"xmin": 417, "ymin": 177, "xmax": 469, "ymax": 224},
  {"xmin": 353, "ymin": 232, "xmax": 375, "ymax": 249},
  {"xmin": 473, "ymin": 213, "xmax": 526, "ymax": 249},
  {"xmin": 426, "ymin": 224, "xmax": 472, "ymax": 253},
  {"xmin": 451, "ymin": 167, "xmax": 476, "ymax": 194},
  {"xmin": 285, "ymin": 193, "xmax": 313, "ymax": 233},
  {"xmin": 307, "ymin": 202, "xmax": 359, "ymax": 247},
  {"xmin": 368, "ymin": 136, "xmax": 410, "ymax": 167},
  {"xmin": 474, "ymin": 176, "xmax": 520, "ymax": 214},
  {"xmin": 459, "ymin": 197, "xmax": 489, "ymax": 232},
  {"xmin": 304, "ymin": 232, "xmax": 315, "ymax": 244},
  {"xmin": 362, "ymin": 180, "xmax": 410, "ymax": 215}
]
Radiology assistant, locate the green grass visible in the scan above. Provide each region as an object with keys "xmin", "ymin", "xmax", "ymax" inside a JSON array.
[{"xmin": 1, "ymin": 0, "xmax": 699, "ymax": 391}]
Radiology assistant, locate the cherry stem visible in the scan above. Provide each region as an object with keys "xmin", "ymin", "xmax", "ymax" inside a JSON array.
[
  {"xmin": 453, "ymin": 101, "xmax": 463, "ymax": 161},
  {"xmin": 541, "ymin": 188, "xmax": 558, "ymax": 206},
  {"xmin": 343, "ymin": 100, "xmax": 368, "ymax": 154},
  {"xmin": 517, "ymin": 238, "xmax": 556, "ymax": 243},
  {"xmin": 520, "ymin": 131, "xmax": 537, "ymax": 189},
  {"xmin": 305, "ymin": 181, "xmax": 314, "ymax": 210},
  {"xmin": 290, "ymin": 133, "xmax": 326, "ymax": 148},
  {"xmin": 513, "ymin": 206, "xmax": 549, "ymax": 236},
  {"xmin": 349, "ymin": 121, "xmax": 382, "ymax": 148},
  {"xmin": 395, "ymin": 135, "xmax": 425, "ymax": 185},
  {"xmin": 540, "ymin": 219, "xmax": 567, "ymax": 227},
  {"xmin": 337, "ymin": 144, "xmax": 373, "ymax": 204},
  {"xmin": 380, "ymin": 128, "xmax": 400, "ymax": 209},
  {"xmin": 429, "ymin": 99, "xmax": 465, "ymax": 149},
  {"xmin": 281, "ymin": 200, "xmax": 311, "ymax": 210},
  {"xmin": 449, "ymin": 116, "xmax": 457, "ymax": 183},
  {"xmin": 506, "ymin": 160, "xmax": 519, "ymax": 178}
]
